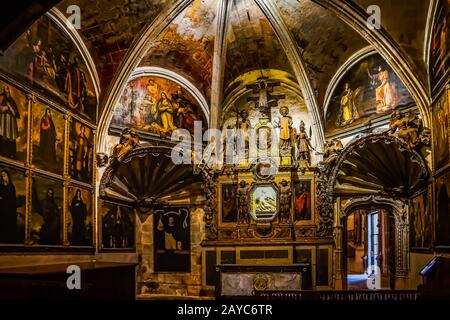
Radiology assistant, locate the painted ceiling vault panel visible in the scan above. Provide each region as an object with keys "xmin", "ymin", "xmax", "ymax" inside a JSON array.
[
  {"xmin": 57, "ymin": 0, "xmax": 175, "ymax": 93},
  {"xmin": 224, "ymin": 0, "xmax": 295, "ymax": 88},
  {"xmin": 139, "ymin": 0, "xmax": 218, "ymax": 101},
  {"xmin": 275, "ymin": 0, "xmax": 369, "ymax": 111},
  {"xmin": 351, "ymin": 0, "xmax": 430, "ymax": 87}
]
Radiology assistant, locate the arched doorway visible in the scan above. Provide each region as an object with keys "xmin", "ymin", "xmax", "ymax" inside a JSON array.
[
  {"xmin": 344, "ymin": 206, "xmax": 397, "ymax": 290},
  {"xmin": 316, "ymin": 133, "xmax": 429, "ymax": 290}
]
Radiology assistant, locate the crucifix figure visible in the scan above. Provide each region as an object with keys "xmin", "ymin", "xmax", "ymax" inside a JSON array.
[{"xmin": 246, "ymin": 77, "xmax": 285, "ymax": 120}]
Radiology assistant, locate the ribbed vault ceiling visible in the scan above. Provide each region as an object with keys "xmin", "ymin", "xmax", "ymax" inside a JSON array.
[{"xmin": 6, "ymin": 0, "xmax": 432, "ymax": 134}]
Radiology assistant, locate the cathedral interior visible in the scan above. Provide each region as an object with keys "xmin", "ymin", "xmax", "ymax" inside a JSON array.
[{"xmin": 0, "ymin": 0, "xmax": 450, "ymax": 301}]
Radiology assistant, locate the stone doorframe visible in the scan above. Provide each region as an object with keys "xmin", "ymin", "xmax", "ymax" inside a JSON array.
[{"xmin": 332, "ymin": 195, "xmax": 409, "ymax": 290}]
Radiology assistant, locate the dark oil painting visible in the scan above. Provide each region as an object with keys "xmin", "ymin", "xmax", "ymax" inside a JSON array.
[
  {"xmin": 0, "ymin": 164, "xmax": 26, "ymax": 244},
  {"xmin": 32, "ymin": 102, "xmax": 65, "ymax": 175},
  {"xmin": 30, "ymin": 176, "xmax": 63, "ymax": 245},
  {"xmin": 0, "ymin": 80, "xmax": 28, "ymax": 162},
  {"xmin": 154, "ymin": 207, "xmax": 190, "ymax": 272},
  {"xmin": 68, "ymin": 186, "xmax": 93, "ymax": 246},
  {"xmin": 69, "ymin": 120, "xmax": 94, "ymax": 184},
  {"xmin": 101, "ymin": 202, "xmax": 135, "ymax": 250}
]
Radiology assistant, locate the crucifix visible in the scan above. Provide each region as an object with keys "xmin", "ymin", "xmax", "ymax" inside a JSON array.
[{"xmin": 246, "ymin": 77, "xmax": 285, "ymax": 120}]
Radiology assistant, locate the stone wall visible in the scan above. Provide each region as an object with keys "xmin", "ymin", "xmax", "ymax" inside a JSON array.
[{"xmin": 136, "ymin": 207, "xmax": 205, "ymax": 297}]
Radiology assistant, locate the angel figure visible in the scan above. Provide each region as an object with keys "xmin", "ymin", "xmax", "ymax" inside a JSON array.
[
  {"xmin": 337, "ymin": 83, "xmax": 361, "ymax": 127},
  {"xmin": 323, "ymin": 139, "xmax": 343, "ymax": 166},
  {"xmin": 388, "ymin": 111, "xmax": 422, "ymax": 149},
  {"xmin": 112, "ymin": 128, "xmax": 141, "ymax": 162},
  {"xmin": 368, "ymin": 66, "xmax": 398, "ymax": 113}
]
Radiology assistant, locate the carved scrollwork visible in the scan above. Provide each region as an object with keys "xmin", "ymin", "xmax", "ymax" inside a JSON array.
[{"xmin": 203, "ymin": 171, "xmax": 218, "ymax": 240}]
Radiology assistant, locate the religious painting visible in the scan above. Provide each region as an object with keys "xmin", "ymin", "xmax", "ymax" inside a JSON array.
[
  {"xmin": 325, "ymin": 54, "xmax": 414, "ymax": 135},
  {"xmin": 30, "ymin": 176, "xmax": 63, "ymax": 246},
  {"xmin": 67, "ymin": 186, "xmax": 93, "ymax": 246},
  {"xmin": 409, "ymin": 189, "xmax": 432, "ymax": 250},
  {"xmin": 154, "ymin": 207, "xmax": 190, "ymax": 272},
  {"xmin": 0, "ymin": 15, "xmax": 97, "ymax": 121},
  {"xmin": 250, "ymin": 184, "xmax": 278, "ymax": 221},
  {"xmin": 69, "ymin": 120, "xmax": 94, "ymax": 183},
  {"xmin": 430, "ymin": 0, "xmax": 450, "ymax": 91},
  {"xmin": 32, "ymin": 102, "xmax": 65, "ymax": 175},
  {"xmin": 101, "ymin": 202, "xmax": 135, "ymax": 250},
  {"xmin": 0, "ymin": 164, "xmax": 26, "ymax": 244},
  {"xmin": 0, "ymin": 80, "xmax": 28, "ymax": 162},
  {"xmin": 294, "ymin": 180, "xmax": 312, "ymax": 222},
  {"xmin": 432, "ymin": 89, "xmax": 450, "ymax": 170},
  {"xmin": 111, "ymin": 76, "xmax": 206, "ymax": 139},
  {"xmin": 221, "ymin": 183, "xmax": 238, "ymax": 223},
  {"xmin": 140, "ymin": 0, "xmax": 218, "ymax": 99},
  {"xmin": 435, "ymin": 172, "xmax": 450, "ymax": 247}
]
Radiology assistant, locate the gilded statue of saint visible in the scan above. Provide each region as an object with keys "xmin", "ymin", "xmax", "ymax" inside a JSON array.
[{"xmin": 277, "ymin": 106, "xmax": 293, "ymax": 152}]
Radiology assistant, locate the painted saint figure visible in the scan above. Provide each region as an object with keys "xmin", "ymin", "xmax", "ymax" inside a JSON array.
[
  {"xmin": 34, "ymin": 187, "xmax": 61, "ymax": 245},
  {"xmin": 295, "ymin": 182, "xmax": 311, "ymax": 221},
  {"xmin": 70, "ymin": 189, "xmax": 87, "ymax": 245},
  {"xmin": 338, "ymin": 83, "xmax": 360, "ymax": 126},
  {"xmin": 0, "ymin": 170, "xmax": 18, "ymax": 243},
  {"xmin": 73, "ymin": 125, "xmax": 91, "ymax": 181},
  {"xmin": 368, "ymin": 66, "xmax": 398, "ymax": 113},
  {"xmin": 65, "ymin": 58, "xmax": 87, "ymax": 111},
  {"xmin": 157, "ymin": 215, "xmax": 182, "ymax": 251},
  {"xmin": 157, "ymin": 92, "xmax": 177, "ymax": 132},
  {"xmin": 39, "ymin": 108, "xmax": 57, "ymax": 165},
  {"xmin": 0, "ymin": 86, "xmax": 20, "ymax": 158}
]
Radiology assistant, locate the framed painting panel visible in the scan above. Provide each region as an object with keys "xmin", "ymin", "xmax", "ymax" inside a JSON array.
[
  {"xmin": 432, "ymin": 88, "xmax": 450, "ymax": 170},
  {"xmin": 435, "ymin": 171, "xmax": 450, "ymax": 247},
  {"xmin": 100, "ymin": 201, "xmax": 135, "ymax": 251},
  {"xmin": 67, "ymin": 186, "xmax": 93, "ymax": 247},
  {"xmin": 293, "ymin": 177, "xmax": 315, "ymax": 224},
  {"xmin": 220, "ymin": 182, "xmax": 238, "ymax": 224},
  {"xmin": 0, "ymin": 163, "xmax": 26, "ymax": 245},
  {"xmin": 154, "ymin": 207, "xmax": 190, "ymax": 272},
  {"xmin": 69, "ymin": 119, "xmax": 94, "ymax": 184},
  {"xmin": 430, "ymin": 0, "xmax": 450, "ymax": 92},
  {"xmin": 249, "ymin": 183, "xmax": 279, "ymax": 222},
  {"xmin": 30, "ymin": 175, "xmax": 64, "ymax": 246},
  {"xmin": 32, "ymin": 101, "xmax": 65, "ymax": 175},
  {"xmin": 409, "ymin": 187, "xmax": 433, "ymax": 251},
  {"xmin": 0, "ymin": 79, "xmax": 29, "ymax": 163}
]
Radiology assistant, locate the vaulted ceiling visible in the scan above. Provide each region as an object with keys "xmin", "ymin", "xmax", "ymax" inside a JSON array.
[{"xmin": 1, "ymin": 0, "xmax": 434, "ymax": 139}]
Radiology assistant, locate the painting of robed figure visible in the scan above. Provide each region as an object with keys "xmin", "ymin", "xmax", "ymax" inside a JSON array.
[
  {"xmin": 0, "ymin": 165, "xmax": 26, "ymax": 244},
  {"xmin": 69, "ymin": 120, "xmax": 94, "ymax": 183},
  {"xmin": 294, "ymin": 180, "xmax": 312, "ymax": 222},
  {"xmin": 32, "ymin": 102, "xmax": 65, "ymax": 175},
  {"xmin": 154, "ymin": 207, "xmax": 190, "ymax": 272},
  {"xmin": 30, "ymin": 176, "xmax": 63, "ymax": 245},
  {"xmin": 0, "ymin": 81, "xmax": 28, "ymax": 162},
  {"xmin": 101, "ymin": 203, "xmax": 135, "ymax": 250},
  {"xmin": 68, "ymin": 187, "xmax": 93, "ymax": 246}
]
